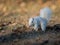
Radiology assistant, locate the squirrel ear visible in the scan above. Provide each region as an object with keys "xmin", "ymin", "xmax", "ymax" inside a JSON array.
[
  {"xmin": 32, "ymin": 18, "xmax": 34, "ymax": 22},
  {"xmin": 32, "ymin": 18, "xmax": 34, "ymax": 21},
  {"xmin": 32, "ymin": 18, "xmax": 34, "ymax": 23}
]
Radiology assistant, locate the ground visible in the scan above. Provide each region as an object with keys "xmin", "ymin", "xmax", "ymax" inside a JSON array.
[{"xmin": 0, "ymin": 0, "xmax": 60, "ymax": 45}]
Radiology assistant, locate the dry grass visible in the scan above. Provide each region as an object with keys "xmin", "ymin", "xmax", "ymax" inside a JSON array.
[
  {"xmin": 0, "ymin": 0, "xmax": 60, "ymax": 45},
  {"xmin": 0, "ymin": 0, "xmax": 60, "ymax": 31}
]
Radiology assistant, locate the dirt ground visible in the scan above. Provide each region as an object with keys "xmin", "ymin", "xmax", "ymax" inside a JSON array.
[{"xmin": 0, "ymin": 0, "xmax": 60, "ymax": 45}]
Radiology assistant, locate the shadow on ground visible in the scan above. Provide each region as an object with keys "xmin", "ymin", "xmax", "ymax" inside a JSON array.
[{"xmin": 0, "ymin": 24, "xmax": 60, "ymax": 45}]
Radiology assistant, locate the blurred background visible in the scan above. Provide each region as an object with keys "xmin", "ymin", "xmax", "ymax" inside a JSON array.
[
  {"xmin": 0, "ymin": 0, "xmax": 60, "ymax": 45},
  {"xmin": 0, "ymin": 0, "xmax": 60, "ymax": 26}
]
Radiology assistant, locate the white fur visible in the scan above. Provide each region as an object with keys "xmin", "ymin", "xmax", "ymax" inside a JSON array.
[
  {"xmin": 40, "ymin": 7, "xmax": 52, "ymax": 22},
  {"xmin": 29, "ymin": 16, "xmax": 47, "ymax": 31},
  {"xmin": 29, "ymin": 7, "xmax": 52, "ymax": 32}
]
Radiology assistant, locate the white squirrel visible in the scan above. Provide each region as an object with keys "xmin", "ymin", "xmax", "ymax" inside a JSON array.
[{"xmin": 29, "ymin": 7, "xmax": 52, "ymax": 32}]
